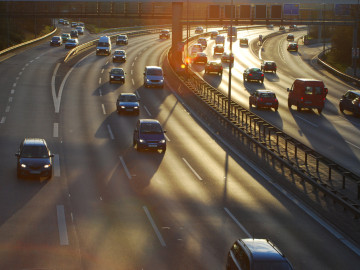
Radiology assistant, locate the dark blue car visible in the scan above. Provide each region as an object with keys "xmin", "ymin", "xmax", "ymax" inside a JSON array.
[
  {"xmin": 15, "ymin": 138, "xmax": 54, "ymax": 179},
  {"xmin": 339, "ymin": 90, "xmax": 360, "ymax": 116},
  {"xmin": 133, "ymin": 119, "xmax": 166, "ymax": 152},
  {"xmin": 116, "ymin": 93, "xmax": 139, "ymax": 115}
]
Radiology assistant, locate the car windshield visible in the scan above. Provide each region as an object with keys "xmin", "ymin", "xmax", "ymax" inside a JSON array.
[
  {"xmin": 260, "ymin": 93, "xmax": 276, "ymax": 98},
  {"xmin": 115, "ymin": 51, "xmax": 125, "ymax": 55},
  {"xmin": 147, "ymin": 69, "xmax": 162, "ymax": 76},
  {"xmin": 253, "ymin": 261, "xmax": 293, "ymax": 270},
  {"xmin": 21, "ymin": 145, "xmax": 49, "ymax": 158},
  {"xmin": 53, "ymin": 37, "xmax": 60, "ymax": 41},
  {"xmin": 140, "ymin": 123, "xmax": 163, "ymax": 133},
  {"xmin": 251, "ymin": 68, "xmax": 262, "ymax": 73},
  {"xmin": 118, "ymin": 36, "xmax": 126, "ymax": 39},
  {"xmin": 120, "ymin": 95, "xmax": 137, "ymax": 102},
  {"xmin": 111, "ymin": 69, "xmax": 124, "ymax": 75},
  {"xmin": 98, "ymin": 42, "xmax": 109, "ymax": 47}
]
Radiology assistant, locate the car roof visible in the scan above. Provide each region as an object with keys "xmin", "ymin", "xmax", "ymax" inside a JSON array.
[
  {"xmin": 115, "ymin": 50, "xmax": 125, "ymax": 53},
  {"xmin": 215, "ymin": 44, "xmax": 224, "ymax": 47},
  {"xmin": 346, "ymin": 90, "xmax": 360, "ymax": 96},
  {"xmin": 139, "ymin": 119, "xmax": 161, "ymax": 125},
  {"xmin": 23, "ymin": 138, "xmax": 47, "ymax": 146},
  {"xmin": 256, "ymin": 89, "xmax": 275, "ymax": 94},
  {"xmin": 111, "ymin": 68, "xmax": 124, "ymax": 71},
  {"xmin": 196, "ymin": 52, "xmax": 206, "ymax": 56},
  {"xmin": 241, "ymin": 239, "xmax": 288, "ymax": 262},
  {"xmin": 264, "ymin": 60, "xmax": 275, "ymax": 63},
  {"xmin": 145, "ymin": 66, "xmax": 162, "ymax": 70},
  {"xmin": 296, "ymin": 78, "xmax": 323, "ymax": 83},
  {"xmin": 208, "ymin": 61, "xmax": 221, "ymax": 64}
]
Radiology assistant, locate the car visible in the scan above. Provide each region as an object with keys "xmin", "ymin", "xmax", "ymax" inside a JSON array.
[
  {"xmin": 195, "ymin": 26, "xmax": 204, "ymax": 34},
  {"xmin": 197, "ymin": 37, "xmax": 207, "ymax": 48},
  {"xmin": 261, "ymin": 60, "xmax": 277, "ymax": 73},
  {"xmin": 215, "ymin": 35, "xmax": 225, "ymax": 45},
  {"xmin": 213, "ymin": 44, "xmax": 224, "ymax": 54},
  {"xmin": 249, "ymin": 90, "xmax": 279, "ymax": 111},
  {"xmin": 279, "ymin": 25, "xmax": 285, "ymax": 31},
  {"xmin": 133, "ymin": 119, "xmax": 167, "ymax": 152},
  {"xmin": 50, "ymin": 36, "xmax": 62, "ymax": 46},
  {"xmin": 192, "ymin": 52, "xmax": 207, "ymax": 64},
  {"xmin": 221, "ymin": 52, "xmax": 234, "ymax": 63},
  {"xmin": 116, "ymin": 93, "xmax": 140, "ymax": 115},
  {"xmin": 58, "ymin": 19, "xmax": 64, "ymax": 24},
  {"xmin": 109, "ymin": 68, "xmax": 126, "ymax": 84},
  {"xmin": 77, "ymin": 22, "xmax": 85, "ymax": 27},
  {"xmin": 267, "ymin": 24, "xmax": 274, "ymax": 29},
  {"xmin": 287, "ymin": 33, "xmax": 294, "ymax": 41},
  {"xmin": 96, "ymin": 36, "xmax": 112, "ymax": 56},
  {"xmin": 226, "ymin": 238, "xmax": 294, "ymax": 270},
  {"xmin": 204, "ymin": 61, "xmax": 223, "ymax": 75},
  {"xmin": 116, "ymin": 34, "xmax": 128, "ymax": 45},
  {"xmin": 71, "ymin": 22, "xmax": 77, "ymax": 28},
  {"xmin": 143, "ymin": 66, "xmax": 164, "ymax": 88},
  {"xmin": 239, "ymin": 37, "xmax": 249, "ymax": 46},
  {"xmin": 65, "ymin": 38, "xmax": 79, "ymax": 49},
  {"xmin": 70, "ymin": 30, "xmax": 78, "ymax": 38},
  {"xmin": 287, "ymin": 42, "xmax": 298, "ymax": 52},
  {"xmin": 287, "ymin": 78, "xmax": 328, "ymax": 113},
  {"xmin": 339, "ymin": 90, "xmax": 360, "ymax": 116},
  {"xmin": 159, "ymin": 29, "xmax": 170, "ymax": 39},
  {"xmin": 289, "ymin": 24, "xmax": 297, "ymax": 30},
  {"xmin": 190, "ymin": 43, "xmax": 203, "ymax": 57},
  {"xmin": 210, "ymin": 30, "xmax": 219, "ymax": 38},
  {"xmin": 61, "ymin": 33, "xmax": 71, "ymax": 42},
  {"xmin": 15, "ymin": 138, "xmax": 54, "ymax": 179},
  {"xmin": 75, "ymin": 26, "xmax": 84, "ymax": 35},
  {"xmin": 112, "ymin": 49, "xmax": 126, "ymax": 62},
  {"xmin": 243, "ymin": 67, "xmax": 264, "ymax": 83}
]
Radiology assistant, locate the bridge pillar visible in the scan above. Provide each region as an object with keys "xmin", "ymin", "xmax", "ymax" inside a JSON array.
[{"xmin": 171, "ymin": 2, "xmax": 183, "ymax": 65}]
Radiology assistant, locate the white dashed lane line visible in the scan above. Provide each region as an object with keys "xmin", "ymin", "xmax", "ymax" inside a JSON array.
[
  {"xmin": 56, "ymin": 205, "xmax": 69, "ymax": 246},
  {"xmin": 107, "ymin": 124, "xmax": 114, "ymax": 140},
  {"xmin": 182, "ymin": 158, "xmax": 203, "ymax": 181},
  {"xmin": 119, "ymin": 156, "xmax": 132, "ymax": 180},
  {"xmin": 102, "ymin": 104, "xmax": 106, "ymax": 115},
  {"xmin": 143, "ymin": 206, "xmax": 166, "ymax": 247},
  {"xmin": 53, "ymin": 123, "xmax": 59, "ymax": 138}
]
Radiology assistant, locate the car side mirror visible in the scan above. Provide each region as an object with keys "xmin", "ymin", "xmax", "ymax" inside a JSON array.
[
  {"xmin": 324, "ymin": 88, "xmax": 328, "ymax": 94},
  {"xmin": 287, "ymin": 88, "xmax": 290, "ymax": 92},
  {"xmin": 50, "ymin": 154, "xmax": 54, "ymax": 158}
]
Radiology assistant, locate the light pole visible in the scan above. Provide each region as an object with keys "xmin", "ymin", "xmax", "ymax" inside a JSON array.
[{"xmin": 227, "ymin": 0, "xmax": 233, "ymax": 119}]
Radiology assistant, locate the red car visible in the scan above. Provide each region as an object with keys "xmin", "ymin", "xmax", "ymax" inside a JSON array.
[
  {"xmin": 249, "ymin": 90, "xmax": 278, "ymax": 111},
  {"xmin": 205, "ymin": 61, "xmax": 223, "ymax": 75}
]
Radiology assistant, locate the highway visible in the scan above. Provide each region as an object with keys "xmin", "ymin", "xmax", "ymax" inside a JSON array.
[{"xmin": 0, "ymin": 23, "xmax": 359, "ymax": 269}]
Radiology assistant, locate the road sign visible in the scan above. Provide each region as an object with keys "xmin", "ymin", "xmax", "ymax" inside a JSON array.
[{"xmin": 284, "ymin": 4, "xmax": 299, "ymax": 16}]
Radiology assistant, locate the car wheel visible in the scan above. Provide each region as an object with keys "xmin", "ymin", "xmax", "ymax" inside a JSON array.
[
  {"xmin": 260, "ymin": 80, "xmax": 264, "ymax": 84},
  {"xmin": 288, "ymin": 100, "xmax": 292, "ymax": 108},
  {"xmin": 339, "ymin": 103, "xmax": 344, "ymax": 112},
  {"xmin": 274, "ymin": 106, "xmax": 278, "ymax": 111},
  {"xmin": 136, "ymin": 144, "xmax": 142, "ymax": 151},
  {"xmin": 297, "ymin": 103, "xmax": 302, "ymax": 111},
  {"xmin": 317, "ymin": 108, "xmax": 323, "ymax": 114},
  {"xmin": 243, "ymin": 75, "xmax": 246, "ymax": 82},
  {"xmin": 47, "ymin": 170, "xmax": 53, "ymax": 180},
  {"xmin": 256, "ymin": 103, "xmax": 260, "ymax": 110}
]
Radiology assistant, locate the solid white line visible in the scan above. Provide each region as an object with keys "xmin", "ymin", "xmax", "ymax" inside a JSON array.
[
  {"xmin": 144, "ymin": 106, "xmax": 151, "ymax": 116},
  {"xmin": 54, "ymin": 154, "xmax": 60, "ymax": 177},
  {"xmin": 182, "ymin": 158, "xmax": 203, "ymax": 181},
  {"xmin": 53, "ymin": 123, "xmax": 59, "ymax": 137},
  {"xmin": 143, "ymin": 206, "xmax": 166, "ymax": 247},
  {"xmin": 346, "ymin": 140, "xmax": 360, "ymax": 150},
  {"xmin": 0, "ymin": 117, "xmax": 5, "ymax": 124},
  {"xmin": 119, "ymin": 156, "xmax": 132, "ymax": 179},
  {"xmin": 56, "ymin": 205, "xmax": 69, "ymax": 245},
  {"xmin": 295, "ymin": 115, "xmax": 318, "ymax": 127},
  {"xmin": 102, "ymin": 104, "xmax": 106, "ymax": 115},
  {"xmin": 224, "ymin": 207, "xmax": 252, "ymax": 238},
  {"xmin": 107, "ymin": 124, "xmax": 114, "ymax": 140}
]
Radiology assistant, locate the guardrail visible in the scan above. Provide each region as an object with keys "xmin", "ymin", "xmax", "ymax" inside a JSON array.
[{"xmin": 167, "ymin": 28, "xmax": 360, "ymax": 219}]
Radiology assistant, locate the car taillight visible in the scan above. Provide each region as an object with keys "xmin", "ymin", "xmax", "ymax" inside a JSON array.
[
  {"xmin": 301, "ymin": 97, "xmax": 304, "ymax": 101},
  {"xmin": 249, "ymin": 74, "xmax": 253, "ymax": 76},
  {"xmin": 261, "ymin": 74, "xmax": 264, "ymax": 77}
]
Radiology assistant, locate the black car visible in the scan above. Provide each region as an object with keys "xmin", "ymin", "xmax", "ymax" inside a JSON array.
[
  {"xmin": 243, "ymin": 67, "xmax": 264, "ymax": 83},
  {"xmin": 239, "ymin": 38, "xmax": 248, "ymax": 46},
  {"xmin": 112, "ymin": 50, "xmax": 126, "ymax": 62},
  {"xmin": 116, "ymin": 35, "xmax": 128, "ymax": 45},
  {"xmin": 214, "ymin": 44, "xmax": 224, "ymax": 55},
  {"xmin": 261, "ymin": 60, "xmax": 277, "ymax": 73},
  {"xmin": 15, "ymin": 138, "xmax": 54, "ymax": 179},
  {"xmin": 339, "ymin": 90, "xmax": 360, "ymax": 116},
  {"xmin": 204, "ymin": 61, "xmax": 223, "ymax": 75},
  {"xmin": 287, "ymin": 42, "xmax": 298, "ymax": 52},
  {"xmin": 70, "ymin": 30, "xmax": 78, "ymax": 38},
  {"xmin": 117, "ymin": 93, "xmax": 140, "ymax": 115},
  {"xmin": 50, "ymin": 36, "xmax": 62, "ymax": 46},
  {"xmin": 133, "ymin": 119, "xmax": 167, "ymax": 152},
  {"xmin": 109, "ymin": 68, "xmax": 126, "ymax": 84},
  {"xmin": 279, "ymin": 25, "xmax": 285, "ymax": 31},
  {"xmin": 159, "ymin": 29, "xmax": 170, "ymax": 39},
  {"xmin": 249, "ymin": 90, "xmax": 279, "ymax": 111}
]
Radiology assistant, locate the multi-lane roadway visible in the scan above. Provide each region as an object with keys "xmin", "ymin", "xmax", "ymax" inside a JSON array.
[{"xmin": 0, "ymin": 23, "xmax": 359, "ymax": 269}]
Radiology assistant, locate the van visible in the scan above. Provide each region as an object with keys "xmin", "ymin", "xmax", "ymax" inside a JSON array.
[
  {"xmin": 215, "ymin": 35, "xmax": 225, "ymax": 45},
  {"xmin": 96, "ymin": 36, "xmax": 112, "ymax": 56},
  {"xmin": 144, "ymin": 66, "xmax": 164, "ymax": 88},
  {"xmin": 287, "ymin": 78, "xmax": 328, "ymax": 114}
]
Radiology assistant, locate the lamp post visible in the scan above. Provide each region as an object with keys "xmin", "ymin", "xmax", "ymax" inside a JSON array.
[{"xmin": 227, "ymin": 0, "xmax": 233, "ymax": 119}]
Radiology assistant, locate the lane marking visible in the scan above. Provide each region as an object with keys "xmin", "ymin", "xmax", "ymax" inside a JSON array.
[
  {"xmin": 8, "ymin": 97, "xmax": 13, "ymax": 102},
  {"xmin": 182, "ymin": 158, "xmax": 203, "ymax": 181},
  {"xmin": 10, "ymin": 89, "xmax": 15, "ymax": 94},
  {"xmin": 119, "ymin": 156, "xmax": 132, "ymax": 179},
  {"xmin": 144, "ymin": 105, "xmax": 151, "ymax": 116},
  {"xmin": 143, "ymin": 206, "xmax": 166, "ymax": 247},
  {"xmin": 54, "ymin": 154, "xmax": 60, "ymax": 177},
  {"xmin": 5, "ymin": 106, "xmax": 10, "ymax": 113},
  {"xmin": 19, "ymin": 72, "xmax": 22, "ymax": 76},
  {"xmin": 131, "ymin": 70, "xmax": 133, "ymax": 75},
  {"xmin": 295, "ymin": 115, "xmax": 318, "ymax": 127},
  {"xmin": 101, "ymin": 69, "xmax": 104, "ymax": 74},
  {"xmin": 132, "ymin": 78, "xmax": 135, "ymax": 85},
  {"xmin": 107, "ymin": 124, "xmax": 114, "ymax": 140},
  {"xmin": 0, "ymin": 117, "xmax": 6, "ymax": 124},
  {"xmin": 56, "ymin": 205, "xmax": 69, "ymax": 245},
  {"xmin": 16, "ymin": 76, "xmax": 20, "ymax": 80},
  {"xmin": 99, "ymin": 78, "xmax": 102, "ymax": 85},
  {"xmin": 165, "ymin": 134, "xmax": 170, "ymax": 142},
  {"xmin": 53, "ymin": 123, "xmax": 59, "ymax": 137},
  {"xmin": 99, "ymin": 88, "xmax": 102, "ymax": 96},
  {"xmin": 224, "ymin": 207, "xmax": 252, "ymax": 238},
  {"xmin": 102, "ymin": 104, "xmax": 106, "ymax": 115},
  {"xmin": 346, "ymin": 140, "xmax": 360, "ymax": 150},
  {"xmin": 13, "ymin": 83, "xmax": 16, "ymax": 88}
]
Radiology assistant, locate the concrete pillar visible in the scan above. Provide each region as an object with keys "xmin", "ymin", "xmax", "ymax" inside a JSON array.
[{"xmin": 172, "ymin": 2, "xmax": 183, "ymax": 52}]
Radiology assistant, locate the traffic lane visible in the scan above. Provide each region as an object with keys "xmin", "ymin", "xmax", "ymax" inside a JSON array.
[{"xmin": 0, "ymin": 41, "xmax": 82, "ymax": 268}]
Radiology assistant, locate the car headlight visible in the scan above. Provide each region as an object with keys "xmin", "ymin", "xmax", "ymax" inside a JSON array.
[
  {"xmin": 134, "ymin": 106, "xmax": 139, "ymax": 109},
  {"xmin": 111, "ymin": 76, "xmax": 114, "ymax": 79},
  {"xmin": 146, "ymin": 79, "xmax": 151, "ymax": 82},
  {"xmin": 139, "ymin": 139, "xmax": 145, "ymax": 143},
  {"xmin": 160, "ymin": 80, "xmax": 164, "ymax": 83},
  {"xmin": 44, "ymin": 164, "xmax": 51, "ymax": 169},
  {"xmin": 121, "ymin": 76, "xmax": 124, "ymax": 79},
  {"xmin": 160, "ymin": 139, "xmax": 166, "ymax": 143},
  {"xmin": 21, "ymin": 164, "xmax": 26, "ymax": 168},
  {"xmin": 120, "ymin": 106, "xmax": 125, "ymax": 109}
]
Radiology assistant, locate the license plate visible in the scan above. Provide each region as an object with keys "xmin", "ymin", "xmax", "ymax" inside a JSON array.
[
  {"xmin": 30, "ymin": 170, "xmax": 41, "ymax": 174},
  {"xmin": 148, "ymin": 144, "xmax": 157, "ymax": 147},
  {"xmin": 126, "ymin": 109, "xmax": 133, "ymax": 111},
  {"xmin": 305, "ymin": 101, "xmax": 312, "ymax": 104},
  {"xmin": 266, "ymin": 103, "xmax": 272, "ymax": 106}
]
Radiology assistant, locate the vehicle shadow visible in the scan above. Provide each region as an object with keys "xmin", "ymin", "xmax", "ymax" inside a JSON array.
[
  {"xmin": 93, "ymin": 81, "xmax": 124, "ymax": 96},
  {"xmin": 264, "ymin": 72, "xmax": 280, "ymax": 82}
]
